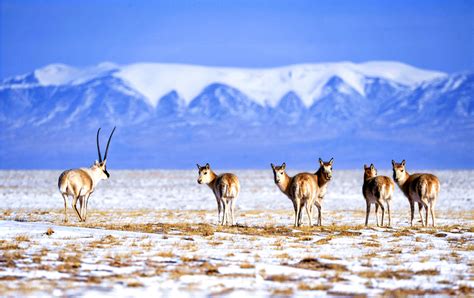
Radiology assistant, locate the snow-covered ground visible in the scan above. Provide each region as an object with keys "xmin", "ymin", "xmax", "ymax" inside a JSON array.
[
  {"xmin": 0, "ymin": 169, "xmax": 472, "ymax": 211},
  {"xmin": 0, "ymin": 170, "xmax": 473, "ymax": 296}
]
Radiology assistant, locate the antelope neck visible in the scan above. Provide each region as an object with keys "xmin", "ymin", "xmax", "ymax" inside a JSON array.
[
  {"xmin": 316, "ymin": 168, "xmax": 329, "ymax": 187},
  {"xmin": 278, "ymin": 173, "xmax": 292, "ymax": 195},
  {"xmin": 206, "ymin": 170, "xmax": 218, "ymax": 189}
]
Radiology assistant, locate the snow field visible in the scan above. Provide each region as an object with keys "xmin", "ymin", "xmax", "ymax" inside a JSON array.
[{"xmin": 0, "ymin": 170, "xmax": 472, "ymax": 296}]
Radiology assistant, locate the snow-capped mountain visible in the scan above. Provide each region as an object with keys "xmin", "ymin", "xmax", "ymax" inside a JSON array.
[{"xmin": 0, "ymin": 61, "xmax": 472, "ymax": 169}]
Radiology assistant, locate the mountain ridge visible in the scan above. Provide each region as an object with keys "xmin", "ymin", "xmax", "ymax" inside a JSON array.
[{"xmin": 0, "ymin": 61, "xmax": 472, "ymax": 169}]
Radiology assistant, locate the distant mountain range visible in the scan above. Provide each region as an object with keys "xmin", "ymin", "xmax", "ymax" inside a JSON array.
[{"xmin": 0, "ymin": 61, "xmax": 472, "ymax": 169}]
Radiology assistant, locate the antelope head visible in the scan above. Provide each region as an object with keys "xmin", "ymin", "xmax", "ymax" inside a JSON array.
[
  {"xmin": 318, "ymin": 157, "xmax": 334, "ymax": 181},
  {"xmin": 363, "ymin": 163, "xmax": 377, "ymax": 180},
  {"xmin": 196, "ymin": 163, "xmax": 212, "ymax": 184},
  {"xmin": 392, "ymin": 159, "xmax": 407, "ymax": 184},
  {"xmin": 271, "ymin": 162, "xmax": 287, "ymax": 184},
  {"xmin": 93, "ymin": 127, "xmax": 116, "ymax": 180}
]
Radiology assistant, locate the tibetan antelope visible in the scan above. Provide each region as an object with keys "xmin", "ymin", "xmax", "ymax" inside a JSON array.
[
  {"xmin": 362, "ymin": 164, "xmax": 394, "ymax": 227},
  {"xmin": 313, "ymin": 158, "xmax": 334, "ymax": 226},
  {"xmin": 196, "ymin": 163, "xmax": 240, "ymax": 226},
  {"xmin": 271, "ymin": 163, "xmax": 318, "ymax": 227},
  {"xmin": 58, "ymin": 127, "xmax": 116, "ymax": 222},
  {"xmin": 392, "ymin": 160, "xmax": 440, "ymax": 227}
]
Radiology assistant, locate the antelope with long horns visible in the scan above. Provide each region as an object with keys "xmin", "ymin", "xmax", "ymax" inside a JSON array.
[
  {"xmin": 362, "ymin": 163, "xmax": 394, "ymax": 227},
  {"xmin": 58, "ymin": 127, "xmax": 116, "ymax": 222},
  {"xmin": 196, "ymin": 163, "xmax": 240, "ymax": 226},
  {"xmin": 392, "ymin": 160, "xmax": 440, "ymax": 227},
  {"xmin": 313, "ymin": 158, "xmax": 334, "ymax": 226},
  {"xmin": 271, "ymin": 163, "xmax": 318, "ymax": 227}
]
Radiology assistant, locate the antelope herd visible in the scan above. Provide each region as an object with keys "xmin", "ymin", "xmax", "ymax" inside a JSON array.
[{"xmin": 58, "ymin": 128, "xmax": 441, "ymax": 228}]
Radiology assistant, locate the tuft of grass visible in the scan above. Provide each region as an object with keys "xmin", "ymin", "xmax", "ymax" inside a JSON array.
[
  {"xmin": 362, "ymin": 241, "xmax": 381, "ymax": 248},
  {"xmin": 295, "ymin": 258, "xmax": 347, "ymax": 272},
  {"xmin": 318, "ymin": 254, "xmax": 341, "ymax": 260},
  {"xmin": 240, "ymin": 262, "xmax": 255, "ymax": 269},
  {"xmin": 392, "ymin": 229, "xmax": 414, "ymax": 237},
  {"xmin": 0, "ymin": 241, "xmax": 20, "ymax": 250},
  {"xmin": 127, "ymin": 280, "xmax": 144, "ymax": 288},
  {"xmin": 276, "ymin": 253, "xmax": 291, "ymax": 259},
  {"xmin": 298, "ymin": 283, "xmax": 331, "ymax": 291},
  {"xmin": 315, "ymin": 236, "xmax": 333, "ymax": 245},
  {"xmin": 416, "ymin": 269, "xmax": 440, "ymax": 276},
  {"xmin": 200, "ymin": 262, "xmax": 219, "ymax": 275},
  {"xmin": 265, "ymin": 274, "xmax": 296, "ymax": 282},
  {"xmin": 156, "ymin": 251, "xmax": 174, "ymax": 258},
  {"xmin": 271, "ymin": 288, "xmax": 294, "ymax": 296},
  {"xmin": 14, "ymin": 235, "xmax": 30, "ymax": 242},
  {"xmin": 109, "ymin": 254, "xmax": 131, "ymax": 267},
  {"xmin": 358, "ymin": 269, "xmax": 415, "ymax": 280},
  {"xmin": 180, "ymin": 255, "xmax": 199, "ymax": 262}
]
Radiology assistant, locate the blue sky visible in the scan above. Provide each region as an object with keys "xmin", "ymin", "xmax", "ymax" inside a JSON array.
[{"xmin": 1, "ymin": 0, "xmax": 473, "ymax": 79}]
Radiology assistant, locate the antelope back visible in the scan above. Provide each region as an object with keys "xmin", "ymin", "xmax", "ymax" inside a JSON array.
[{"xmin": 291, "ymin": 173, "xmax": 318, "ymax": 200}]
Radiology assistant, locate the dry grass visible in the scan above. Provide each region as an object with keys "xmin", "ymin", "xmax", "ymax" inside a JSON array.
[
  {"xmin": 0, "ymin": 208, "xmax": 471, "ymax": 296},
  {"xmin": 126, "ymin": 280, "xmax": 144, "ymax": 288},
  {"xmin": 357, "ymin": 268, "xmax": 440, "ymax": 280},
  {"xmin": 298, "ymin": 282, "xmax": 331, "ymax": 291},
  {"xmin": 315, "ymin": 236, "xmax": 333, "ymax": 245},
  {"xmin": 14, "ymin": 235, "xmax": 30, "ymax": 242},
  {"xmin": 294, "ymin": 258, "xmax": 347, "ymax": 272},
  {"xmin": 265, "ymin": 274, "xmax": 297, "ymax": 282},
  {"xmin": 271, "ymin": 287, "xmax": 294, "ymax": 296},
  {"xmin": 0, "ymin": 241, "xmax": 20, "ymax": 250},
  {"xmin": 239, "ymin": 262, "xmax": 255, "ymax": 269},
  {"xmin": 109, "ymin": 254, "xmax": 132, "ymax": 267},
  {"xmin": 156, "ymin": 251, "xmax": 174, "ymax": 258},
  {"xmin": 382, "ymin": 288, "xmax": 458, "ymax": 296},
  {"xmin": 392, "ymin": 229, "xmax": 415, "ymax": 237},
  {"xmin": 318, "ymin": 254, "xmax": 341, "ymax": 260}
]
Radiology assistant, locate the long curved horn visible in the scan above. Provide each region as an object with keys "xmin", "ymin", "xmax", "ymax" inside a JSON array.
[
  {"xmin": 103, "ymin": 127, "xmax": 116, "ymax": 161},
  {"xmin": 96, "ymin": 128, "xmax": 102, "ymax": 162}
]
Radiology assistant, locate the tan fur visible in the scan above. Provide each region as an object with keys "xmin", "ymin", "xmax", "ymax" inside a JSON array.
[
  {"xmin": 58, "ymin": 163, "xmax": 108, "ymax": 222},
  {"xmin": 271, "ymin": 163, "xmax": 318, "ymax": 227},
  {"xmin": 58, "ymin": 127, "xmax": 115, "ymax": 222},
  {"xmin": 312, "ymin": 158, "xmax": 334, "ymax": 226},
  {"xmin": 197, "ymin": 163, "xmax": 240, "ymax": 226},
  {"xmin": 362, "ymin": 164, "xmax": 394, "ymax": 227},
  {"xmin": 392, "ymin": 160, "xmax": 440, "ymax": 227}
]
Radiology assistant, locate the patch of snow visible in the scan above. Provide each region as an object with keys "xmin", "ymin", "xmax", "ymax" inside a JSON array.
[
  {"xmin": 115, "ymin": 61, "xmax": 446, "ymax": 107},
  {"xmin": 18, "ymin": 61, "xmax": 446, "ymax": 108},
  {"xmin": 34, "ymin": 62, "xmax": 118, "ymax": 86}
]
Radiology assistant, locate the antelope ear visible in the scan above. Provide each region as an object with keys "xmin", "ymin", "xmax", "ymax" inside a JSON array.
[
  {"xmin": 196, "ymin": 163, "xmax": 201, "ymax": 170},
  {"xmin": 205, "ymin": 163, "xmax": 210, "ymax": 169},
  {"xmin": 391, "ymin": 160, "xmax": 396, "ymax": 166},
  {"xmin": 270, "ymin": 163, "xmax": 275, "ymax": 170},
  {"xmin": 329, "ymin": 157, "xmax": 334, "ymax": 165},
  {"xmin": 319, "ymin": 158, "xmax": 323, "ymax": 166},
  {"xmin": 364, "ymin": 164, "xmax": 368, "ymax": 169},
  {"xmin": 282, "ymin": 162, "xmax": 286, "ymax": 170},
  {"xmin": 370, "ymin": 163, "xmax": 374, "ymax": 170},
  {"xmin": 95, "ymin": 160, "xmax": 99, "ymax": 165},
  {"xmin": 401, "ymin": 160, "xmax": 406, "ymax": 166}
]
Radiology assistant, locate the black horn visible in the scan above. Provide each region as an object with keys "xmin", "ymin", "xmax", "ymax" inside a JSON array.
[
  {"xmin": 96, "ymin": 128, "xmax": 102, "ymax": 162},
  {"xmin": 103, "ymin": 127, "xmax": 116, "ymax": 161}
]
